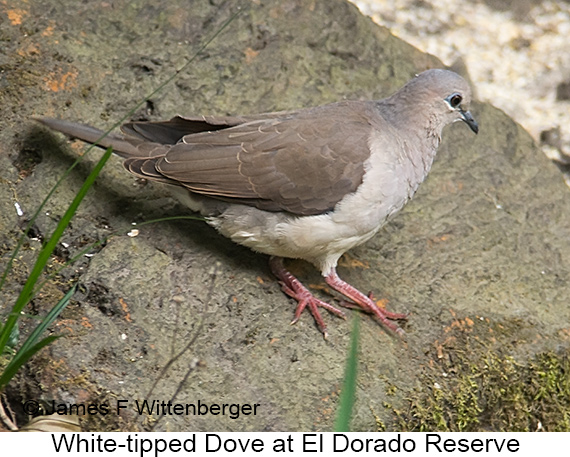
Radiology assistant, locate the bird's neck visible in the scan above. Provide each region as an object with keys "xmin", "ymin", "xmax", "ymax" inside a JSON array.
[{"xmin": 376, "ymin": 99, "xmax": 441, "ymax": 174}]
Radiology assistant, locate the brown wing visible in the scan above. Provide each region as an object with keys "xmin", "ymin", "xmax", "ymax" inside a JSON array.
[
  {"xmin": 120, "ymin": 111, "xmax": 298, "ymax": 144},
  {"xmin": 121, "ymin": 115, "xmax": 249, "ymax": 144},
  {"xmin": 125, "ymin": 101, "xmax": 374, "ymax": 216}
]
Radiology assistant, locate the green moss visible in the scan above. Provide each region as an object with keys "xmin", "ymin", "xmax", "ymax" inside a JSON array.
[{"xmin": 391, "ymin": 317, "xmax": 570, "ymax": 432}]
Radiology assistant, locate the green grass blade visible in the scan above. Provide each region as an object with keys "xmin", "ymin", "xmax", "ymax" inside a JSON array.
[
  {"xmin": 0, "ymin": 7, "xmax": 242, "ymax": 390},
  {"xmin": 0, "ymin": 163, "xmax": 85, "ymax": 294},
  {"xmin": 31, "ymin": 215, "xmax": 206, "ymax": 297},
  {"xmin": 0, "ymin": 8, "xmax": 241, "ymax": 296},
  {"xmin": 334, "ymin": 315, "xmax": 360, "ymax": 432},
  {"xmin": 0, "ymin": 324, "xmax": 19, "ymax": 355},
  {"xmin": 18, "ymin": 285, "xmax": 76, "ymax": 356},
  {"xmin": 0, "ymin": 335, "xmax": 60, "ymax": 390},
  {"xmin": 31, "ymin": 239, "xmax": 111, "ymax": 298},
  {"xmin": 0, "ymin": 147, "xmax": 113, "ymax": 357}
]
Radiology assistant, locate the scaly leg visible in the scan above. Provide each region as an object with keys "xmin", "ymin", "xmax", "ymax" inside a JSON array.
[
  {"xmin": 269, "ymin": 256, "xmax": 345, "ymax": 338},
  {"xmin": 325, "ymin": 268, "xmax": 408, "ymax": 337},
  {"xmin": 270, "ymin": 257, "xmax": 407, "ymax": 338}
]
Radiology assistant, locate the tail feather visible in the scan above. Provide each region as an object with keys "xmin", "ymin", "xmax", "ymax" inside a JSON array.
[{"xmin": 34, "ymin": 117, "xmax": 140, "ymax": 158}]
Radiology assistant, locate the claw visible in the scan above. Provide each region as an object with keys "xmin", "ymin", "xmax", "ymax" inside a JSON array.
[
  {"xmin": 270, "ymin": 257, "xmax": 345, "ymax": 337},
  {"xmin": 270, "ymin": 256, "xmax": 408, "ymax": 337},
  {"xmin": 325, "ymin": 269, "xmax": 408, "ymax": 336}
]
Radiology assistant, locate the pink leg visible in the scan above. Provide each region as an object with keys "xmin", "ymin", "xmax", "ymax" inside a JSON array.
[
  {"xmin": 325, "ymin": 268, "xmax": 408, "ymax": 337},
  {"xmin": 269, "ymin": 256, "xmax": 346, "ymax": 338}
]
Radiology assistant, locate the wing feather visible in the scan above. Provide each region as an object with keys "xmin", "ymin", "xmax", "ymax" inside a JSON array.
[{"xmin": 118, "ymin": 101, "xmax": 378, "ymax": 216}]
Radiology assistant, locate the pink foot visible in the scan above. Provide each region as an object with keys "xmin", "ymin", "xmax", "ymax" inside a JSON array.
[
  {"xmin": 269, "ymin": 257, "xmax": 346, "ymax": 338},
  {"xmin": 325, "ymin": 269, "xmax": 407, "ymax": 337}
]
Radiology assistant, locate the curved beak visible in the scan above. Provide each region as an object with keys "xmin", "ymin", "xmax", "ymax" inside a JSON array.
[{"xmin": 460, "ymin": 109, "xmax": 479, "ymax": 134}]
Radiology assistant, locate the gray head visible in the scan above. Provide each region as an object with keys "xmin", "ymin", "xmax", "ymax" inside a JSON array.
[{"xmin": 386, "ymin": 69, "xmax": 479, "ymax": 135}]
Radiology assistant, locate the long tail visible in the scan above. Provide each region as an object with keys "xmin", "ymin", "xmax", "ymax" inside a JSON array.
[{"xmin": 34, "ymin": 117, "xmax": 140, "ymax": 158}]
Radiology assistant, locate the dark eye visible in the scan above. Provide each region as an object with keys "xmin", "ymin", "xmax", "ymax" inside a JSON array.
[{"xmin": 448, "ymin": 93, "xmax": 462, "ymax": 108}]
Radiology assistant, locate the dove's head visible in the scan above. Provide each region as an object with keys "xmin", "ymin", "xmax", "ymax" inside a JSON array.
[{"xmin": 390, "ymin": 69, "xmax": 479, "ymax": 135}]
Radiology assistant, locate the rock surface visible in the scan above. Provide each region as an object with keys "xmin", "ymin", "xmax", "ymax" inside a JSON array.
[{"xmin": 1, "ymin": 0, "xmax": 569, "ymax": 431}]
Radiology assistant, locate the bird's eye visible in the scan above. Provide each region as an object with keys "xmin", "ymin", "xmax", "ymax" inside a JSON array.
[{"xmin": 448, "ymin": 93, "xmax": 462, "ymax": 109}]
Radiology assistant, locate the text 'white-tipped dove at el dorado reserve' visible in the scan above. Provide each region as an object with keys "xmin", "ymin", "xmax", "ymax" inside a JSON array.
[{"xmin": 37, "ymin": 69, "xmax": 478, "ymax": 338}]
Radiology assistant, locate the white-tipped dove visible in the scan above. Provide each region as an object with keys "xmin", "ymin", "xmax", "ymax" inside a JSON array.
[{"xmin": 37, "ymin": 69, "xmax": 478, "ymax": 338}]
